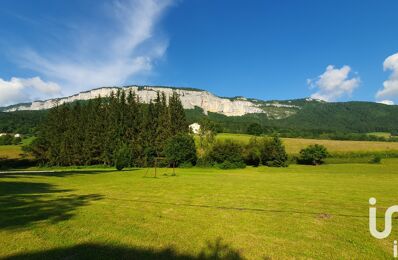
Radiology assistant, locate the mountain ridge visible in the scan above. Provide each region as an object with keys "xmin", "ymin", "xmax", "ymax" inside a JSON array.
[
  {"xmin": 2, "ymin": 85, "xmax": 267, "ymax": 116},
  {"xmin": 1, "ymin": 85, "xmax": 332, "ymax": 119},
  {"xmin": 2, "ymin": 85, "xmax": 398, "ymax": 135}
]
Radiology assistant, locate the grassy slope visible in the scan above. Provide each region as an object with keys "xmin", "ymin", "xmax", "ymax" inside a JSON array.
[
  {"xmin": 0, "ymin": 138, "xmax": 34, "ymax": 159},
  {"xmin": 1, "ymin": 162, "xmax": 398, "ymax": 259},
  {"xmin": 217, "ymin": 133, "xmax": 398, "ymax": 154}
]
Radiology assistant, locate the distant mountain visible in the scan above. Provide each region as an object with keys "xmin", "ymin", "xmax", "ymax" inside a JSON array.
[
  {"xmin": 0, "ymin": 85, "xmax": 325, "ymax": 118},
  {"xmin": 1, "ymin": 85, "xmax": 397, "ymax": 134}
]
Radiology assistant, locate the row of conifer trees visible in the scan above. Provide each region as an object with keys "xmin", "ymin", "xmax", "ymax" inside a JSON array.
[{"xmin": 30, "ymin": 90, "xmax": 189, "ymax": 166}]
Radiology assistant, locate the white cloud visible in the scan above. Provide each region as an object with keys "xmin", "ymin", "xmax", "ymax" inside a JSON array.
[
  {"xmin": 377, "ymin": 100, "xmax": 394, "ymax": 105},
  {"xmin": 308, "ymin": 65, "xmax": 360, "ymax": 102},
  {"xmin": 376, "ymin": 52, "xmax": 398, "ymax": 100},
  {"xmin": 0, "ymin": 77, "xmax": 61, "ymax": 106},
  {"xmin": 13, "ymin": 0, "xmax": 173, "ymax": 96}
]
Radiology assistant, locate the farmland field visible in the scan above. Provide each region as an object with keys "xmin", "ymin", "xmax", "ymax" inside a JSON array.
[
  {"xmin": 0, "ymin": 145, "xmax": 24, "ymax": 159},
  {"xmin": 1, "ymin": 161, "xmax": 398, "ymax": 259},
  {"xmin": 216, "ymin": 133, "xmax": 398, "ymax": 154},
  {"xmin": 0, "ymin": 137, "xmax": 34, "ymax": 159},
  {"xmin": 367, "ymin": 132, "xmax": 392, "ymax": 138}
]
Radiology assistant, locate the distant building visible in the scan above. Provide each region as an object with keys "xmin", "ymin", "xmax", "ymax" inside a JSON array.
[
  {"xmin": 14, "ymin": 134, "xmax": 21, "ymax": 138},
  {"xmin": 0, "ymin": 133, "xmax": 7, "ymax": 137},
  {"xmin": 189, "ymin": 123, "xmax": 201, "ymax": 134}
]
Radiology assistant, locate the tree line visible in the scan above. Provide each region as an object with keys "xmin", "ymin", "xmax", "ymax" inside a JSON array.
[
  {"xmin": 0, "ymin": 135, "xmax": 22, "ymax": 145},
  {"xmin": 246, "ymin": 123, "xmax": 398, "ymax": 142},
  {"xmin": 29, "ymin": 90, "xmax": 189, "ymax": 167}
]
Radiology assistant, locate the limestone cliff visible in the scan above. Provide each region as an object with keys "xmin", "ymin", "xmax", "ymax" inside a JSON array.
[{"xmin": 4, "ymin": 86, "xmax": 265, "ymax": 116}]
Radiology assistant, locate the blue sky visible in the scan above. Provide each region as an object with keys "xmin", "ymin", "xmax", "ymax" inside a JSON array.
[{"xmin": 0, "ymin": 0, "xmax": 398, "ymax": 106}]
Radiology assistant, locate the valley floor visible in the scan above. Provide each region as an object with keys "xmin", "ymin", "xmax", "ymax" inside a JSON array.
[{"xmin": 1, "ymin": 161, "xmax": 398, "ymax": 259}]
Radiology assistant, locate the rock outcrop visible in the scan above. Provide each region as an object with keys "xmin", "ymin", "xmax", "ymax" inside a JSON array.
[{"xmin": 4, "ymin": 86, "xmax": 265, "ymax": 116}]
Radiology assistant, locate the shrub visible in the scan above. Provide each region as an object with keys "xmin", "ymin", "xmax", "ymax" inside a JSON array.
[
  {"xmin": 196, "ymin": 157, "xmax": 213, "ymax": 168},
  {"xmin": 216, "ymin": 160, "xmax": 246, "ymax": 169},
  {"xmin": 179, "ymin": 162, "xmax": 194, "ymax": 168},
  {"xmin": 370, "ymin": 155, "xmax": 382, "ymax": 164},
  {"xmin": 243, "ymin": 137, "xmax": 261, "ymax": 167},
  {"xmin": 114, "ymin": 143, "xmax": 130, "ymax": 171},
  {"xmin": 13, "ymin": 137, "xmax": 22, "ymax": 145},
  {"xmin": 298, "ymin": 144, "xmax": 329, "ymax": 165},
  {"xmin": 247, "ymin": 123, "xmax": 263, "ymax": 136},
  {"xmin": 0, "ymin": 135, "xmax": 13, "ymax": 145},
  {"xmin": 208, "ymin": 139, "xmax": 245, "ymax": 169},
  {"xmin": 164, "ymin": 133, "xmax": 197, "ymax": 167},
  {"xmin": 260, "ymin": 136, "xmax": 288, "ymax": 167}
]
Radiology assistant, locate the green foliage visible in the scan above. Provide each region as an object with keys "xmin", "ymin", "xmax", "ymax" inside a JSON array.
[
  {"xmin": 243, "ymin": 137, "xmax": 261, "ymax": 167},
  {"xmin": 207, "ymin": 140, "xmax": 245, "ymax": 169},
  {"xmin": 246, "ymin": 123, "xmax": 263, "ymax": 136},
  {"xmin": 215, "ymin": 160, "xmax": 246, "ymax": 169},
  {"xmin": 178, "ymin": 162, "xmax": 194, "ymax": 168},
  {"xmin": 369, "ymin": 155, "xmax": 382, "ymax": 164},
  {"xmin": 197, "ymin": 117, "xmax": 217, "ymax": 162},
  {"xmin": 0, "ymin": 135, "xmax": 21, "ymax": 146},
  {"xmin": 213, "ymin": 135, "xmax": 288, "ymax": 168},
  {"xmin": 198, "ymin": 118, "xmax": 217, "ymax": 146},
  {"xmin": 4, "ymin": 97, "xmax": 398, "ymax": 142},
  {"xmin": 185, "ymin": 101, "xmax": 398, "ymax": 141},
  {"xmin": 0, "ymin": 110, "xmax": 48, "ymax": 135},
  {"xmin": 30, "ymin": 90, "xmax": 189, "ymax": 167},
  {"xmin": 298, "ymin": 144, "xmax": 329, "ymax": 165},
  {"xmin": 12, "ymin": 137, "xmax": 22, "ymax": 145},
  {"xmin": 260, "ymin": 136, "xmax": 288, "ymax": 167},
  {"xmin": 0, "ymin": 135, "xmax": 14, "ymax": 145},
  {"xmin": 114, "ymin": 144, "xmax": 130, "ymax": 171},
  {"xmin": 164, "ymin": 133, "xmax": 197, "ymax": 167}
]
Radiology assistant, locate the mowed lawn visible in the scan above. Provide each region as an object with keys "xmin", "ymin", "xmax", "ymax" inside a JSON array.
[
  {"xmin": 2, "ymin": 161, "xmax": 398, "ymax": 259},
  {"xmin": 217, "ymin": 133, "xmax": 398, "ymax": 154}
]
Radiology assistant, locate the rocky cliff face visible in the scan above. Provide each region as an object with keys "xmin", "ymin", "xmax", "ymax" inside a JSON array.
[{"xmin": 4, "ymin": 86, "xmax": 265, "ymax": 116}]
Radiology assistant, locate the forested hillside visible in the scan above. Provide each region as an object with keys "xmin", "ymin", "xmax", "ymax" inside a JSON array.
[
  {"xmin": 185, "ymin": 101, "xmax": 398, "ymax": 135},
  {"xmin": 274, "ymin": 101, "xmax": 398, "ymax": 133},
  {"xmin": 0, "ymin": 110, "xmax": 48, "ymax": 135},
  {"xmin": 2, "ymin": 96, "xmax": 398, "ymax": 137}
]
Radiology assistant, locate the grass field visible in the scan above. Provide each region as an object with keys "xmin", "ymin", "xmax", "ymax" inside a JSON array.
[
  {"xmin": 1, "ymin": 161, "xmax": 398, "ymax": 259},
  {"xmin": 367, "ymin": 132, "xmax": 392, "ymax": 138},
  {"xmin": 0, "ymin": 137, "xmax": 34, "ymax": 159},
  {"xmin": 216, "ymin": 133, "xmax": 398, "ymax": 154},
  {"xmin": 0, "ymin": 145, "xmax": 24, "ymax": 159}
]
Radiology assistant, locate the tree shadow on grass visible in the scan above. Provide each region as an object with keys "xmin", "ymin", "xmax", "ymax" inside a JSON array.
[
  {"xmin": 105, "ymin": 197, "xmax": 377, "ymax": 219},
  {"xmin": 3, "ymin": 238, "xmax": 245, "ymax": 260},
  {"xmin": 0, "ymin": 158, "xmax": 37, "ymax": 170},
  {"xmin": 0, "ymin": 169, "xmax": 136, "ymax": 178},
  {"xmin": 0, "ymin": 181, "xmax": 103, "ymax": 230}
]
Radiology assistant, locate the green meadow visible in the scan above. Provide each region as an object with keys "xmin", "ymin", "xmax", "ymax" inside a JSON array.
[
  {"xmin": 216, "ymin": 133, "xmax": 398, "ymax": 154},
  {"xmin": 1, "ymin": 161, "xmax": 398, "ymax": 259},
  {"xmin": 0, "ymin": 137, "xmax": 35, "ymax": 159}
]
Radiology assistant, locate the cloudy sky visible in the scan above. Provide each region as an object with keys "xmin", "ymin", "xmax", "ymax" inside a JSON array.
[{"xmin": 0, "ymin": 0, "xmax": 398, "ymax": 106}]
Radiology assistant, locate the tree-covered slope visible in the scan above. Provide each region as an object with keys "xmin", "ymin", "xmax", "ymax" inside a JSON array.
[
  {"xmin": 0, "ymin": 110, "xmax": 48, "ymax": 135},
  {"xmin": 272, "ymin": 101, "xmax": 398, "ymax": 133},
  {"xmin": 1, "ymin": 98, "xmax": 398, "ymax": 135}
]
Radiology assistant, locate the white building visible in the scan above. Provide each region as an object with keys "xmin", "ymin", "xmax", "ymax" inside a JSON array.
[
  {"xmin": 189, "ymin": 123, "xmax": 201, "ymax": 134},
  {"xmin": 0, "ymin": 133, "xmax": 6, "ymax": 137},
  {"xmin": 14, "ymin": 134, "xmax": 21, "ymax": 138}
]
